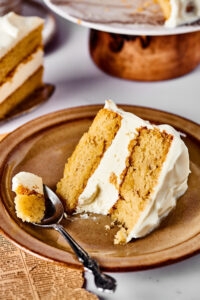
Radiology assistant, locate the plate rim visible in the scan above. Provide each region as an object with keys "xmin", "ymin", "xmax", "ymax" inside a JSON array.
[
  {"xmin": 0, "ymin": 104, "xmax": 199, "ymax": 272},
  {"xmin": 43, "ymin": 0, "xmax": 200, "ymax": 36}
]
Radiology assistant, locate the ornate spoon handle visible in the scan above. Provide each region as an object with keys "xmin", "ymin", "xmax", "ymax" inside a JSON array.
[{"xmin": 54, "ymin": 224, "xmax": 116, "ymax": 292}]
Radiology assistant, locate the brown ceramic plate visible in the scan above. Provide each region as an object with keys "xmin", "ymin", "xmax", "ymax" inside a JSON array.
[{"xmin": 0, "ymin": 105, "xmax": 199, "ymax": 272}]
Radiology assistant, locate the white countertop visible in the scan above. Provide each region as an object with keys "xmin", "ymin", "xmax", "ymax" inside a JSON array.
[{"xmin": 1, "ymin": 14, "xmax": 199, "ymax": 300}]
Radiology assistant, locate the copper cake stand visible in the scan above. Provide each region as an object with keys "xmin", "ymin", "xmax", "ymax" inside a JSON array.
[
  {"xmin": 43, "ymin": 0, "xmax": 200, "ymax": 82},
  {"xmin": 89, "ymin": 30, "xmax": 200, "ymax": 81}
]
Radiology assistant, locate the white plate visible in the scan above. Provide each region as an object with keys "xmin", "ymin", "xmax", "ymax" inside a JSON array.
[{"xmin": 43, "ymin": 0, "xmax": 200, "ymax": 36}]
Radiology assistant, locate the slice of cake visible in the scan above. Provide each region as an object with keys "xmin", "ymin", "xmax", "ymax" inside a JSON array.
[
  {"xmin": 157, "ymin": 0, "xmax": 200, "ymax": 27},
  {"xmin": 57, "ymin": 100, "xmax": 190, "ymax": 244},
  {"xmin": 12, "ymin": 172, "xmax": 45, "ymax": 223},
  {"xmin": 0, "ymin": 12, "xmax": 44, "ymax": 119}
]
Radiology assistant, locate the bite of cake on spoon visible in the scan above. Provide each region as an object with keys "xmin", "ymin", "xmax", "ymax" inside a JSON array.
[{"xmin": 12, "ymin": 172, "xmax": 45, "ymax": 223}]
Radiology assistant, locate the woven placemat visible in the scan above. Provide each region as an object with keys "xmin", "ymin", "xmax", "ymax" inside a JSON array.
[{"xmin": 0, "ymin": 134, "xmax": 98, "ymax": 300}]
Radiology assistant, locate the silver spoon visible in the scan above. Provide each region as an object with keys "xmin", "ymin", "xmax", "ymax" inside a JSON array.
[{"xmin": 33, "ymin": 184, "xmax": 117, "ymax": 293}]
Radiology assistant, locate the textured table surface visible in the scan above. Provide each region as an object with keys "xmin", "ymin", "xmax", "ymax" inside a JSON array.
[{"xmin": 0, "ymin": 12, "xmax": 199, "ymax": 300}]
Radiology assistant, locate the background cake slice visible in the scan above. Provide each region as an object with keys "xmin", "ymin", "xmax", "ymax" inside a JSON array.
[
  {"xmin": 0, "ymin": 12, "xmax": 44, "ymax": 118},
  {"xmin": 57, "ymin": 100, "xmax": 190, "ymax": 244},
  {"xmin": 12, "ymin": 172, "xmax": 45, "ymax": 223}
]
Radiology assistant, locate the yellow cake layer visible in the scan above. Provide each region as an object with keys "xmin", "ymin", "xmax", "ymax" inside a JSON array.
[
  {"xmin": 111, "ymin": 128, "xmax": 173, "ymax": 244},
  {"xmin": 14, "ymin": 185, "xmax": 45, "ymax": 223},
  {"xmin": 156, "ymin": 0, "xmax": 171, "ymax": 20},
  {"xmin": 0, "ymin": 66, "xmax": 43, "ymax": 119},
  {"xmin": 57, "ymin": 108, "xmax": 122, "ymax": 212},
  {"xmin": 0, "ymin": 25, "xmax": 43, "ymax": 85}
]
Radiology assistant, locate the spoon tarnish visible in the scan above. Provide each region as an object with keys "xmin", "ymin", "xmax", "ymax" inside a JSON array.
[{"xmin": 33, "ymin": 184, "xmax": 117, "ymax": 293}]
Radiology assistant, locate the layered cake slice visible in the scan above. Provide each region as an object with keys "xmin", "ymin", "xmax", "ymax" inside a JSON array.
[
  {"xmin": 157, "ymin": 0, "xmax": 200, "ymax": 27},
  {"xmin": 0, "ymin": 12, "xmax": 44, "ymax": 118},
  {"xmin": 57, "ymin": 100, "xmax": 190, "ymax": 244},
  {"xmin": 12, "ymin": 172, "xmax": 45, "ymax": 223}
]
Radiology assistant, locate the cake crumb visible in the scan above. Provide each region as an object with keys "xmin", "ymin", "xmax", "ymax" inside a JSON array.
[
  {"xmin": 105, "ymin": 225, "xmax": 110, "ymax": 231},
  {"xmin": 144, "ymin": 1, "xmax": 151, "ymax": 7},
  {"xmin": 111, "ymin": 221, "xmax": 115, "ymax": 228},
  {"xmin": 136, "ymin": 7, "xmax": 144, "ymax": 13},
  {"xmin": 114, "ymin": 228, "xmax": 127, "ymax": 245},
  {"xmin": 109, "ymin": 172, "xmax": 118, "ymax": 189}
]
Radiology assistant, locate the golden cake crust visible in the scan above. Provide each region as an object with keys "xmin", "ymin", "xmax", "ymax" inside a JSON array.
[{"xmin": 57, "ymin": 108, "xmax": 122, "ymax": 212}]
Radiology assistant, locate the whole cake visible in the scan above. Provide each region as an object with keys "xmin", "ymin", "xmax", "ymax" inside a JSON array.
[
  {"xmin": 157, "ymin": 0, "xmax": 200, "ymax": 27},
  {"xmin": 57, "ymin": 100, "xmax": 190, "ymax": 244},
  {"xmin": 12, "ymin": 172, "xmax": 45, "ymax": 223},
  {"xmin": 0, "ymin": 12, "xmax": 44, "ymax": 119}
]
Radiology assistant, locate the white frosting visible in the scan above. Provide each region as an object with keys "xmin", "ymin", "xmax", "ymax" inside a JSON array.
[
  {"xmin": 165, "ymin": 0, "xmax": 200, "ymax": 27},
  {"xmin": 0, "ymin": 12, "xmax": 44, "ymax": 59},
  {"xmin": 127, "ymin": 122, "xmax": 189, "ymax": 241},
  {"xmin": 0, "ymin": 48, "xmax": 43, "ymax": 104},
  {"xmin": 76, "ymin": 100, "xmax": 190, "ymax": 242},
  {"xmin": 12, "ymin": 172, "xmax": 43, "ymax": 195}
]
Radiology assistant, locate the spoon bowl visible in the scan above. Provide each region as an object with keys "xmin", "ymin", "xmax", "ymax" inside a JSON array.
[
  {"xmin": 33, "ymin": 185, "xmax": 64, "ymax": 227},
  {"xmin": 32, "ymin": 184, "xmax": 117, "ymax": 293}
]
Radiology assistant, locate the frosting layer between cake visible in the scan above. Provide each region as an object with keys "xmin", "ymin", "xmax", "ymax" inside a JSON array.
[
  {"xmin": 0, "ymin": 48, "xmax": 43, "ymax": 104},
  {"xmin": 76, "ymin": 100, "xmax": 190, "ymax": 242}
]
